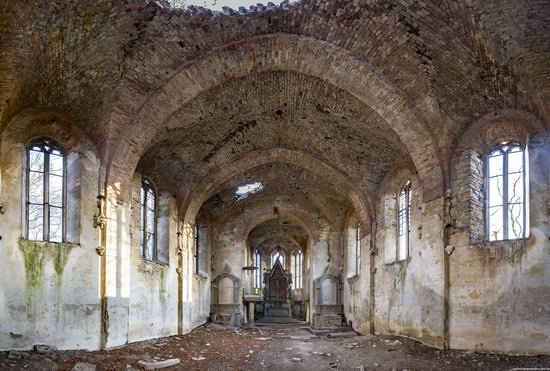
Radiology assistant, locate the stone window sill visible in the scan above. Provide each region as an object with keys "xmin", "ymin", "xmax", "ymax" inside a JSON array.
[
  {"xmin": 471, "ymin": 236, "xmax": 534, "ymax": 258},
  {"xmin": 20, "ymin": 239, "xmax": 79, "ymax": 248},
  {"xmin": 346, "ymin": 274, "xmax": 360, "ymax": 282},
  {"xmin": 139, "ymin": 258, "xmax": 169, "ymax": 273},
  {"xmin": 384, "ymin": 256, "xmax": 411, "ymax": 267},
  {"xmin": 194, "ymin": 272, "xmax": 209, "ymax": 280}
]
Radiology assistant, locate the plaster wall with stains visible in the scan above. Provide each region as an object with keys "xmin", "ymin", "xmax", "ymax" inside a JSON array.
[{"xmin": 0, "ymin": 135, "xmax": 101, "ymax": 351}]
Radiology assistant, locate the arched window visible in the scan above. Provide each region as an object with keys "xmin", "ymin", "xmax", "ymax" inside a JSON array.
[
  {"xmin": 397, "ymin": 180, "xmax": 412, "ymax": 261},
  {"xmin": 271, "ymin": 250, "xmax": 284, "ymax": 268},
  {"xmin": 140, "ymin": 178, "xmax": 157, "ymax": 260},
  {"xmin": 193, "ymin": 223, "xmax": 200, "ymax": 274},
  {"xmin": 293, "ymin": 251, "xmax": 303, "ymax": 289},
  {"xmin": 486, "ymin": 141, "xmax": 529, "ymax": 241},
  {"xmin": 26, "ymin": 138, "xmax": 66, "ymax": 242},
  {"xmin": 254, "ymin": 250, "xmax": 262, "ymax": 289},
  {"xmin": 356, "ymin": 223, "xmax": 361, "ymax": 274}
]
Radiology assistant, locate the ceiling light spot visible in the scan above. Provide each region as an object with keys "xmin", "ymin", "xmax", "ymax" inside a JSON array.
[{"xmin": 235, "ymin": 182, "xmax": 263, "ymax": 200}]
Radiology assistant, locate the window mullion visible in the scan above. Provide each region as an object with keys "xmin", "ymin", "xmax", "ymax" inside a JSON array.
[
  {"xmin": 522, "ymin": 147, "xmax": 529, "ymax": 238},
  {"xmin": 485, "ymin": 158, "xmax": 490, "ymax": 239},
  {"xmin": 153, "ymin": 204, "xmax": 157, "ymax": 261},
  {"xmin": 44, "ymin": 151, "xmax": 50, "ymax": 241},
  {"xmin": 143, "ymin": 191, "xmax": 148, "ymax": 258},
  {"xmin": 502, "ymin": 151, "xmax": 509, "ymax": 240}
]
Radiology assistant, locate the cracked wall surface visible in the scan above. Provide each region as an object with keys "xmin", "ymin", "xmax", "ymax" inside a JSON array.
[{"xmin": 0, "ymin": 0, "xmax": 549, "ymax": 355}]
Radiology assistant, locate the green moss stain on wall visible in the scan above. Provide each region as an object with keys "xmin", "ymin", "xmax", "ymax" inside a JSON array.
[
  {"xmin": 19, "ymin": 241, "xmax": 76, "ymax": 320},
  {"xmin": 159, "ymin": 269, "xmax": 167, "ymax": 304},
  {"xmin": 19, "ymin": 240, "xmax": 47, "ymax": 319},
  {"xmin": 54, "ymin": 243, "xmax": 74, "ymax": 321},
  {"xmin": 54, "ymin": 243, "xmax": 72, "ymax": 281}
]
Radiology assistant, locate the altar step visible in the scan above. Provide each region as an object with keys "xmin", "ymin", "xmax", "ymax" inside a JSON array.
[
  {"xmin": 265, "ymin": 308, "xmax": 291, "ymax": 317},
  {"xmin": 255, "ymin": 316, "xmax": 303, "ymax": 324}
]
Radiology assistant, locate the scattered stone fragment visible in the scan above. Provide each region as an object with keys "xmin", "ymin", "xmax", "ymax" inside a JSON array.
[
  {"xmin": 71, "ymin": 362, "xmax": 97, "ymax": 371},
  {"xmin": 8, "ymin": 351, "xmax": 22, "ymax": 360},
  {"xmin": 291, "ymin": 357, "xmax": 302, "ymax": 362},
  {"xmin": 34, "ymin": 345, "xmax": 57, "ymax": 354},
  {"xmin": 138, "ymin": 359, "xmax": 181, "ymax": 370},
  {"xmin": 191, "ymin": 356, "xmax": 206, "ymax": 361},
  {"xmin": 257, "ymin": 337, "xmax": 272, "ymax": 341}
]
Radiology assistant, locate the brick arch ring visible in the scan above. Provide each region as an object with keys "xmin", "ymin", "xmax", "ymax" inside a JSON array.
[
  {"xmin": 105, "ymin": 33, "xmax": 444, "ymax": 203},
  {"xmin": 179, "ymin": 147, "xmax": 372, "ymax": 233}
]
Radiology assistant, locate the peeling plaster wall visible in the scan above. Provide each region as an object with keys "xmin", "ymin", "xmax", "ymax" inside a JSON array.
[
  {"xmin": 448, "ymin": 139, "xmax": 550, "ymax": 354},
  {"xmin": 372, "ymin": 178, "xmax": 446, "ymax": 349},
  {"xmin": 0, "ymin": 138, "xmax": 101, "ymax": 351},
  {"xmin": 127, "ymin": 175, "xmax": 179, "ymax": 343},
  {"xmin": 343, "ymin": 233, "xmax": 372, "ymax": 334},
  {"xmin": 211, "ymin": 221, "xmax": 247, "ymax": 322},
  {"xmin": 189, "ymin": 224, "xmax": 211, "ymax": 331}
]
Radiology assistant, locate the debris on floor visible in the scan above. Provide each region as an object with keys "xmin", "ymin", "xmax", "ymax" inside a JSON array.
[{"xmin": 1, "ymin": 323, "xmax": 550, "ymax": 370}]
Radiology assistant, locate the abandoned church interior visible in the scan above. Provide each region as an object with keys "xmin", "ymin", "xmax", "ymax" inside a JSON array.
[{"xmin": 1, "ymin": 0, "xmax": 550, "ymax": 369}]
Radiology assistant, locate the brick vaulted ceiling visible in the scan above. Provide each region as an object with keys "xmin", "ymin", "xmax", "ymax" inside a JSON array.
[{"xmin": 1, "ymin": 0, "xmax": 549, "ymax": 225}]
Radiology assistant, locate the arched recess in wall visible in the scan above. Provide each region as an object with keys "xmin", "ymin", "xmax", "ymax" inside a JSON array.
[
  {"xmin": 0, "ymin": 107, "xmax": 100, "ymax": 244},
  {"xmin": 239, "ymin": 208, "xmax": 315, "ymax": 277},
  {"xmin": 180, "ymin": 148, "xmax": 372, "ymax": 232},
  {"xmin": 377, "ymin": 162, "xmax": 423, "ymax": 264},
  {"xmin": 450, "ymin": 109, "xmax": 544, "ymax": 244},
  {"xmin": 105, "ymin": 34, "xmax": 444, "ymax": 203}
]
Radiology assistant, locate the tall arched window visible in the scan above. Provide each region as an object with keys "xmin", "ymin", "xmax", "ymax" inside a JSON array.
[
  {"xmin": 486, "ymin": 141, "xmax": 529, "ymax": 241},
  {"xmin": 356, "ymin": 222, "xmax": 361, "ymax": 274},
  {"xmin": 397, "ymin": 180, "xmax": 412, "ymax": 261},
  {"xmin": 26, "ymin": 138, "xmax": 66, "ymax": 242},
  {"xmin": 141, "ymin": 178, "xmax": 157, "ymax": 260},
  {"xmin": 293, "ymin": 251, "xmax": 303, "ymax": 289},
  {"xmin": 271, "ymin": 250, "xmax": 284, "ymax": 268},
  {"xmin": 254, "ymin": 250, "xmax": 262, "ymax": 289}
]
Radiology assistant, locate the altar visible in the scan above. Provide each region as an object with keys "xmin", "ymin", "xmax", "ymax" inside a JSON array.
[{"xmin": 263, "ymin": 259, "xmax": 292, "ymax": 317}]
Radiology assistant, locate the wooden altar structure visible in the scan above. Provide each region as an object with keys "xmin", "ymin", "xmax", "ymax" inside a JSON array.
[{"xmin": 263, "ymin": 259, "xmax": 292, "ymax": 317}]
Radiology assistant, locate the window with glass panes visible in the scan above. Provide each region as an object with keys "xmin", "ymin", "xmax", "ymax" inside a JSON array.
[
  {"xmin": 26, "ymin": 139, "xmax": 66, "ymax": 242},
  {"xmin": 254, "ymin": 250, "xmax": 262, "ymax": 289},
  {"xmin": 141, "ymin": 178, "xmax": 157, "ymax": 260},
  {"xmin": 356, "ymin": 223, "xmax": 361, "ymax": 274},
  {"xmin": 294, "ymin": 251, "xmax": 303, "ymax": 289},
  {"xmin": 397, "ymin": 180, "xmax": 411, "ymax": 261},
  {"xmin": 271, "ymin": 250, "xmax": 284, "ymax": 268},
  {"xmin": 486, "ymin": 142, "xmax": 529, "ymax": 241},
  {"xmin": 194, "ymin": 223, "xmax": 200, "ymax": 274}
]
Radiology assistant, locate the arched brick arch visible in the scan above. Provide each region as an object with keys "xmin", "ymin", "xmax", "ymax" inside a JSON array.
[
  {"xmin": 1, "ymin": 107, "xmax": 98, "ymax": 155},
  {"xmin": 180, "ymin": 147, "xmax": 372, "ymax": 230},
  {"xmin": 237, "ymin": 209, "xmax": 316, "ymax": 246},
  {"xmin": 450, "ymin": 109, "xmax": 543, "ymax": 241},
  {"xmin": 106, "ymin": 33, "xmax": 443, "ymax": 201}
]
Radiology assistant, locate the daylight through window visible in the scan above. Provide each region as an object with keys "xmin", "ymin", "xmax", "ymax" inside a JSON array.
[
  {"xmin": 486, "ymin": 142, "xmax": 529, "ymax": 241},
  {"xmin": 26, "ymin": 138, "xmax": 66, "ymax": 242}
]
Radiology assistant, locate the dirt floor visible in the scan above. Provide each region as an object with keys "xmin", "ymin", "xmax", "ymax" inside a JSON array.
[{"xmin": 2, "ymin": 323, "xmax": 550, "ymax": 370}]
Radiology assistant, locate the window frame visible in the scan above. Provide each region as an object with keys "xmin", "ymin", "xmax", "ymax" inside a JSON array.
[
  {"xmin": 140, "ymin": 177, "xmax": 158, "ymax": 261},
  {"xmin": 293, "ymin": 250, "xmax": 303, "ymax": 289},
  {"xmin": 355, "ymin": 222, "xmax": 361, "ymax": 275},
  {"xmin": 484, "ymin": 141, "xmax": 528, "ymax": 241},
  {"xmin": 396, "ymin": 180, "xmax": 412, "ymax": 261},
  {"xmin": 25, "ymin": 138, "xmax": 67, "ymax": 243},
  {"xmin": 271, "ymin": 250, "xmax": 285, "ymax": 268},
  {"xmin": 254, "ymin": 249, "xmax": 262, "ymax": 289},
  {"xmin": 193, "ymin": 223, "xmax": 200, "ymax": 275}
]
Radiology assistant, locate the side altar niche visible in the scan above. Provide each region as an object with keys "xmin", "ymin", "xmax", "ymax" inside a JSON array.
[{"xmin": 263, "ymin": 259, "xmax": 292, "ymax": 317}]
